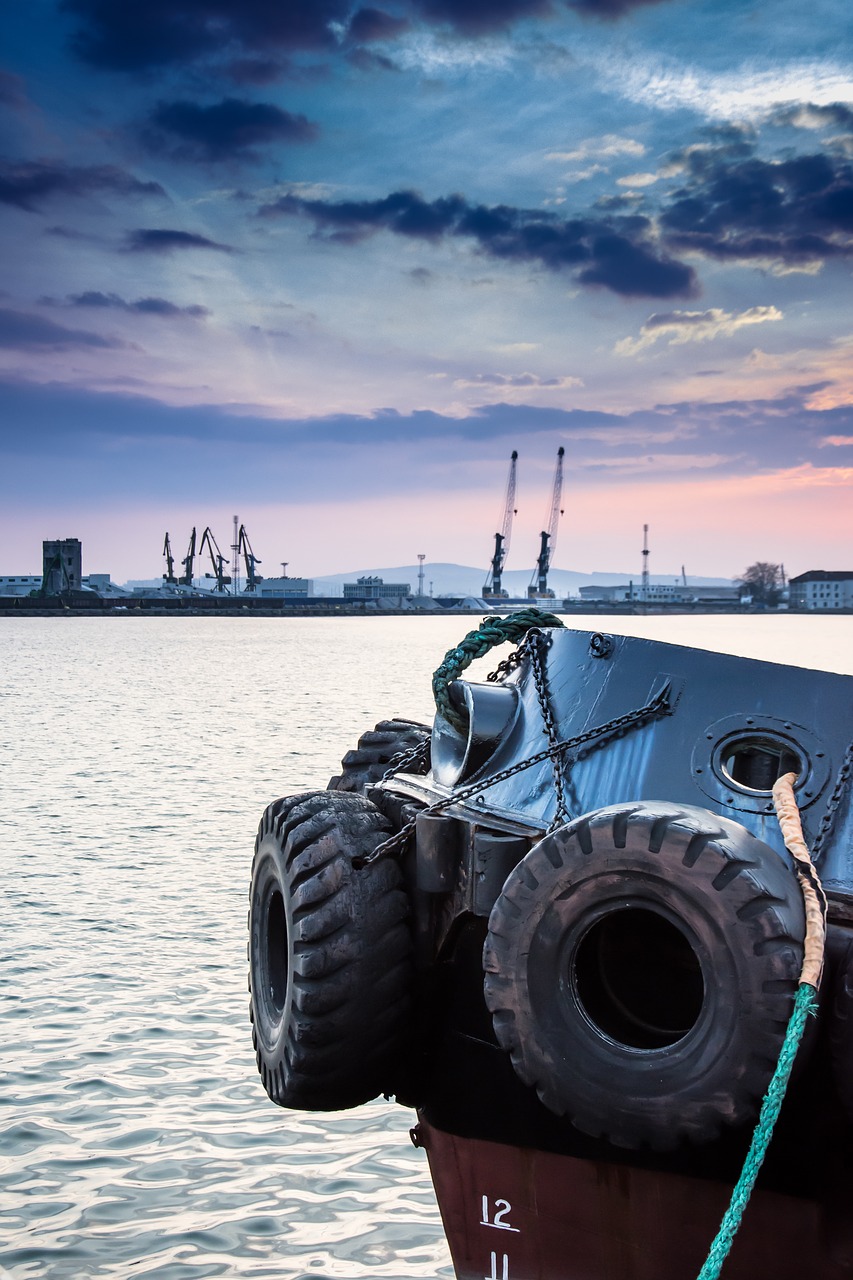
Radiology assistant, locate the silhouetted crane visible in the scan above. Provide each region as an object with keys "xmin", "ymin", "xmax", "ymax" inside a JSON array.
[
  {"xmin": 238, "ymin": 524, "xmax": 263, "ymax": 592},
  {"xmin": 199, "ymin": 527, "xmax": 231, "ymax": 592},
  {"xmin": 163, "ymin": 533, "xmax": 177, "ymax": 585},
  {"xmin": 528, "ymin": 446, "xmax": 565, "ymax": 599},
  {"xmin": 179, "ymin": 528, "xmax": 197, "ymax": 587},
  {"xmin": 483, "ymin": 451, "xmax": 518, "ymax": 599}
]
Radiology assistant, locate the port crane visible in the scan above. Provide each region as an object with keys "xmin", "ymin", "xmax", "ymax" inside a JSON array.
[
  {"xmin": 528, "ymin": 446, "xmax": 565, "ymax": 599},
  {"xmin": 483, "ymin": 451, "xmax": 518, "ymax": 599},
  {"xmin": 238, "ymin": 524, "xmax": 263, "ymax": 592},
  {"xmin": 179, "ymin": 528, "xmax": 197, "ymax": 587},
  {"xmin": 163, "ymin": 533, "xmax": 177, "ymax": 585},
  {"xmin": 199, "ymin": 527, "xmax": 231, "ymax": 592}
]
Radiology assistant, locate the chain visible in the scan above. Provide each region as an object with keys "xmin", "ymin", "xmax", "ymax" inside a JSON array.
[
  {"xmin": 486, "ymin": 634, "xmax": 532, "ymax": 685},
  {"xmin": 811, "ymin": 738, "xmax": 853, "ymax": 864},
  {"xmin": 380, "ymin": 736, "xmax": 431, "ymax": 782},
  {"xmin": 527, "ymin": 631, "xmax": 569, "ymax": 829},
  {"xmin": 354, "ymin": 682, "xmax": 672, "ymax": 869}
]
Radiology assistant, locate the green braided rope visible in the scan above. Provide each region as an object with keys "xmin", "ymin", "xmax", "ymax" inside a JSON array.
[
  {"xmin": 696, "ymin": 981, "xmax": 819, "ymax": 1280},
  {"xmin": 432, "ymin": 608, "xmax": 565, "ymax": 731}
]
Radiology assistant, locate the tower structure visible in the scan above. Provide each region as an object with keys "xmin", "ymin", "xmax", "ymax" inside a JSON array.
[
  {"xmin": 417, "ymin": 554, "xmax": 426, "ymax": 598},
  {"xmin": 41, "ymin": 538, "xmax": 82, "ymax": 595},
  {"xmin": 641, "ymin": 524, "xmax": 650, "ymax": 601}
]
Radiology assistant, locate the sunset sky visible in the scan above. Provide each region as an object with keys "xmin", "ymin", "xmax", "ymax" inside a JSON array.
[{"xmin": 1, "ymin": 0, "xmax": 852, "ymax": 583}]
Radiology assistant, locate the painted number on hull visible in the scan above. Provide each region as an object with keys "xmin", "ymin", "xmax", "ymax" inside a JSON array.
[
  {"xmin": 480, "ymin": 1197, "xmax": 519, "ymax": 1232},
  {"xmin": 485, "ymin": 1252, "xmax": 510, "ymax": 1280}
]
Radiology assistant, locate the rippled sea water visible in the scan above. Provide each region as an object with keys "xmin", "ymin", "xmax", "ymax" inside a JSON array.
[{"xmin": 2, "ymin": 614, "xmax": 852, "ymax": 1279}]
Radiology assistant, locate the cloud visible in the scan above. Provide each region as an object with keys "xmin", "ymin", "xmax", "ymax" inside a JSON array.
[
  {"xmin": 348, "ymin": 8, "xmax": 412, "ymax": 41},
  {"xmin": 660, "ymin": 148, "xmax": 853, "ymax": 270},
  {"xmin": 144, "ymin": 97, "xmax": 318, "ymax": 162},
  {"xmin": 66, "ymin": 291, "xmax": 210, "ymax": 317},
  {"xmin": 63, "ymin": 0, "xmax": 681, "ymax": 73},
  {"xmin": 0, "ymin": 308, "xmax": 125, "ymax": 349},
  {"xmin": 123, "ymin": 228, "xmax": 236, "ymax": 253},
  {"xmin": 452, "ymin": 371, "xmax": 583, "ymax": 389},
  {"xmin": 261, "ymin": 188, "xmax": 697, "ymax": 298},
  {"xmin": 546, "ymin": 135, "xmax": 646, "ymax": 163},
  {"xmin": 770, "ymin": 103, "xmax": 853, "ymax": 132},
  {"xmin": 605, "ymin": 54, "xmax": 853, "ymax": 121},
  {"xmin": 0, "ymin": 159, "xmax": 165, "ymax": 212},
  {"xmin": 563, "ymin": 0, "xmax": 673, "ymax": 15},
  {"xmin": 616, "ymin": 305, "xmax": 783, "ymax": 355},
  {"xmin": 63, "ymin": 0, "xmax": 350, "ymax": 71},
  {"xmin": 0, "ymin": 69, "xmax": 28, "ymax": 110}
]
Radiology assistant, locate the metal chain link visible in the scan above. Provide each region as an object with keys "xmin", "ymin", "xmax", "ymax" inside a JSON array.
[
  {"xmin": 380, "ymin": 736, "xmax": 431, "ymax": 782},
  {"xmin": 811, "ymin": 738, "xmax": 853, "ymax": 864},
  {"xmin": 354, "ymin": 681, "xmax": 672, "ymax": 869},
  {"xmin": 485, "ymin": 634, "xmax": 532, "ymax": 685},
  {"xmin": 527, "ymin": 631, "xmax": 570, "ymax": 829}
]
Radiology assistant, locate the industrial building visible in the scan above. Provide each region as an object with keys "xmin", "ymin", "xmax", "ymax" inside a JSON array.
[
  {"xmin": 258, "ymin": 577, "xmax": 313, "ymax": 598},
  {"xmin": 42, "ymin": 538, "xmax": 82, "ymax": 593},
  {"xmin": 343, "ymin": 576, "xmax": 410, "ymax": 600},
  {"xmin": 789, "ymin": 571, "xmax": 853, "ymax": 609},
  {"xmin": 577, "ymin": 583, "xmax": 741, "ymax": 605}
]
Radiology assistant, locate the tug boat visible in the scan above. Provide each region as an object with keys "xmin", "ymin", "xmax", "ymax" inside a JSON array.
[{"xmin": 248, "ymin": 617, "xmax": 853, "ymax": 1279}]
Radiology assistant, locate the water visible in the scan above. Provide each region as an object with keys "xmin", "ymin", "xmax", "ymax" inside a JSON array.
[{"xmin": 2, "ymin": 614, "xmax": 851, "ymax": 1279}]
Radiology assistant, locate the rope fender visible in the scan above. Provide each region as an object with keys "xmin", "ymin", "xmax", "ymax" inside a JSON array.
[
  {"xmin": 431, "ymin": 608, "xmax": 564, "ymax": 731},
  {"xmin": 696, "ymin": 771, "xmax": 826, "ymax": 1280}
]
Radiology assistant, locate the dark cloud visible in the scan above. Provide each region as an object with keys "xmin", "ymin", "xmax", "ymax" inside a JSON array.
[
  {"xmin": 225, "ymin": 57, "xmax": 290, "ymax": 86},
  {"xmin": 63, "ymin": 0, "xmax": 679, "ymax": 72},
  {"xmin": 0, "ymin": 159, "xmax": 165, "ymax": 212},
  {"xmin": 771, "ymin": 103, "xmax": 853, "ymax": 131},
  {"xmin": 563, "ymin": 0, "xmax": 679, "ymax": 17},
  {"xmin": 2, "ymin": 378, "xmax": 851, "ymax": 510},
  {"xmin": 660, "ymin": 148, "xmax": 853, "ymax": 267},
  {"xmin": 123, "ymin": 228, "xmax": 236, "ymax": 254},
  {"xmin": 0, "ymin": 308, "xmax": 124, "ymax": 349},
  {"xmin": 63, "ymin": 0, "xmax": 351, "ymax": 71},
  {"xmin": 262, "ymin": 189, "xmax": 696, "ymax": 298},
  {"xmin": 348, "ymin": 8, "xmax": 411, "ymax": 41},
  {"xmin": 408, "ymin": 0, "xmax": 553, "ymax": 35},
  {"xmin": 0, "ymin": 69, "xmax": 28, "ymax": 110},
  {"xmin": 144, "ymin": 97, "xmax": 318, "ymax": 162},
  {"xmin": 67, "ymin": 291, "xmax": 210, "ymax": 317}
]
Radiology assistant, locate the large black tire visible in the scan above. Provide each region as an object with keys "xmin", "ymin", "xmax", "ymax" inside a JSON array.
[
  {"xmin": 249, "ymin": 790, "xmax": 412, "ymax": 1111},
  {"xmin": 483, "ymin": 801, "xmax": 806, "ymax": 1150},
  {"xmin": 327, "ymin": 718, "xmax": 431, "ymax": 793},
  {"xmin": 830, "ymin": 936, "xmax": 853, "ymax": 1121}
]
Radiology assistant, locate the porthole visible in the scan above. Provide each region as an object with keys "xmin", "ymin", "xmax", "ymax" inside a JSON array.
[
  {"xmin": 719, "ymin": 736, "xmax": 804, "ymax": 794},
  {"xmin": 691, "ymin": 713, "xmax": 828, "ymax": 814}
]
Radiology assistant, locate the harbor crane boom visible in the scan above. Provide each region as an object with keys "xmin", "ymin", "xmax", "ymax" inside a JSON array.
[
  {"xmin": 199, "ymin": 527, "xmax": 232, "ymax": 593},
  {"xmin": 528, "ymin": 446, "xmax": 565, "ymax": 599},
  {"xmin": 238, "ymin": 524, "xmax": 263, "ymax": 593},
  {"xmin": 179, "ymin": 527, "xmax": 197, "ymax": 587},
  {"xmin": 483, "ymin": 451, "xmax": 518, "ymax": 599},
  {"xmin": 163, "ymin": 533, "xmax": 177, "ymax": 585}
]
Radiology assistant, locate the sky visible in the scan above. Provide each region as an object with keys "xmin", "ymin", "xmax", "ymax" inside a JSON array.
[{"xmin": 1, "ymin": 0, "xmax": 852, "ymax": 583}]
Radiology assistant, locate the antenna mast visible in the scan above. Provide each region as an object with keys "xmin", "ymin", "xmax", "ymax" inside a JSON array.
[
  {"xmin": 642, "ymin": 524, "xmax": 650, "ymax": 601},
  {"xmin": 484, "ymin": 451, "xmax": 518, "ymax": 599},
  {"xmin": 231, "ymin": 515, "xmax": 240, "ymax": 595}
]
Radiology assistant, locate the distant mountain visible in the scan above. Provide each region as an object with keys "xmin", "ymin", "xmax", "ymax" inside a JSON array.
[{"xmin": 312, "ymin": 562, "xmax": 734, "ymax": 599}]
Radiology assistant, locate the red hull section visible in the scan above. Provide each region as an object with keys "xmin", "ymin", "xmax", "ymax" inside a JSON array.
[{"xmin": 419, "ymin": 1119, "xmax": 853, "ymax": 1280}]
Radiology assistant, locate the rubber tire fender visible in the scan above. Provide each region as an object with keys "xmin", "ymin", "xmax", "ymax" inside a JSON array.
[
  {"xmin": 483, "ymin": 801, "xmax": 806, "ymax": 1150},
  {"xmin": 249, "ymin": 790, "xmax": 412, "ymax": 1110},
  {"xmin": 830, "ymin": 935, "xmax": 853, "ymax": 1121},
  {"xmin": 328, "ymin": 718, "xmax": 431, "ymax": 793}
]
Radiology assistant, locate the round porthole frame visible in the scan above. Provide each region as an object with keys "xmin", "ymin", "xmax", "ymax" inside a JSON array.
[{"xmin": 691, "ymin": 713, "xmax": 829, "ymax": 814}]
